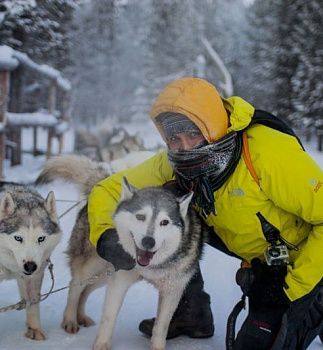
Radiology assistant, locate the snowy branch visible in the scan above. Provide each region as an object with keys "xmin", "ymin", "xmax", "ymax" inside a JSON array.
[
  {"xmin": 200, "ymin": 36, "xmax": 233, "ymax": 97},
  {"xmin": 0, "ymin": 45, "xmax": 71, "ymax": 91}
]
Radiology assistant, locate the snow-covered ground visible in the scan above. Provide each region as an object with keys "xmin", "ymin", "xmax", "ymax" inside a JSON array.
[{"xmin": 0, "ymin": 127, "xmax": 322, "ymax": 350}]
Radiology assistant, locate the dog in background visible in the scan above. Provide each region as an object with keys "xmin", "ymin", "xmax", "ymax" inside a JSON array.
[{"xmin": 74, "ymin": 126, "xmax": 144, "ymax": 162}]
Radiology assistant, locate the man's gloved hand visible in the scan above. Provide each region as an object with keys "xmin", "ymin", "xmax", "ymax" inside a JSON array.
[
  {"xmin": 250, "ymin": 258, "xmax": 289, "ymax": 306},
  {"xmin": 246, "ymin": 258, "xmax": 289, "ymax": 308},
  {"xmin": 96, "ymin": 228, "xmax": 136, "ymax": 271},
  {"xmin": 271, "ymin": 280, "xmax": 323, "ymax": 350}
]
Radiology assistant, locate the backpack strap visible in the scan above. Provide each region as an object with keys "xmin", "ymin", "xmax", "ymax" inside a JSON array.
[
  {"xmin": 252, "ymin": 110, "xmax": 304, "ymax": 150},
  {"xmin": 242, "ymin": 131, "xmax": 260, "ymax": 186},
  {"xmin": 242, "ymin": 109, "xmax": 303, "ymax": 187}
]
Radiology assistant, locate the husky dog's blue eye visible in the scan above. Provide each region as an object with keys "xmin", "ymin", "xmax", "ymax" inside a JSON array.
[
  {"xmin": 160, "ymin": 219, "xmax": 169, "ymax": 226},
  {"xmin": 38, "ymin": 236, "xmax": 46, "ymax": 244},
  {"xmin": 135, "ymin": 214, "xmax": 146, "ymax": 221},
  {"xmin": 14, "ymin": 236, "xmax": 23, "ymax": 243}
]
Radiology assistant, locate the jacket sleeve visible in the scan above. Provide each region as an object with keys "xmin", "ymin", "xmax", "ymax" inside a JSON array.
[
  {"xmin": 88, "ymin": 150, "xmax": 173, "ymax": 246},
  {"xmin": 253, "ymin": 126, "xmax": 323, "ymax": 301}
]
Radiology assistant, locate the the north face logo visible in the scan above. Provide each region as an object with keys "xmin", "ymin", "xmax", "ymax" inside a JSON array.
[
  {"xmin": 229, "ymin": 188, "xmax": 245, "ymax": 197},
  {"xmin": 309, "ymin": 178, "xmax": 323, "ymax": 193}
]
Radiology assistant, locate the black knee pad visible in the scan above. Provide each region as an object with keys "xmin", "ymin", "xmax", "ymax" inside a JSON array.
[{"xmin": 233, "ymin": 305, "xmax": 287, "ymax": 350}]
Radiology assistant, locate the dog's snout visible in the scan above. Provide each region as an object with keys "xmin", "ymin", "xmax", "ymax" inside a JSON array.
[
  {"xmin": 142, "ymin": 236, "xmax": 155, "ymax": 250},
  {"xmin": 23, "ymin": 261, "xmax": 37, "ymax": 274}
]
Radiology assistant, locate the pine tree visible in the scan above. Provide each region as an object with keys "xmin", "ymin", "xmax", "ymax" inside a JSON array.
[
  {"xmin": 272, "ymin": 0, "xmax": 300, "ymax": 119},
  {"xmin": 201, "ymin": 0, "xmax": 249, "ymax": 97},
  {"xmin": 0, "ymin": 0, "xmax": 75, "ymax": 112},
  {"xmin": 146, "ymin": 0, "xmax": 200, "ymax": 93},
  {"xmin": 246, "ymin": 0, "xmax": 322, "ymax": 130},
  {"xmin": 0, "ymin": 0, "xmax": 75, "ymax": 67},
  {"xmin": 291, "ymin": 0, "xmax": 323, "ymax": 127},
  {"xmin": 245, "ymin": 0, "xmax": 278, "ymax": 110},
  {"xmin": 68, "ymin": 0, "xmax": 116, "ymax": 125}
]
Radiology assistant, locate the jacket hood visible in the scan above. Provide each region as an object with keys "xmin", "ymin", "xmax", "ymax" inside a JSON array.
[
  {"xmin": 150, "ymin": 77, "xmax": 228, "ymax": 142},
  {"xmin": 150, "ymin": 77, "xmax": 255, "ymax": 143},
  {"xmin": 224, "ymin": 96, "xmax": 255, "ymax": 132}
]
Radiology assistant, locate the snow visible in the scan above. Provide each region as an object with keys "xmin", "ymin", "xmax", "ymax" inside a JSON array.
[
  {"xmin": 0, "ymin": 46, "xmax": 19, "ymax": 71},
  {"xmin": 0, "ymin": 127, "xmax": 323, "ymax": 350},
  {"xmin": 7, "ymin": 110, "xmax": 58, "ymax": 127},
  {"xmin": 109, "ymin": 151, "xmax": 156, "ymax": 173}
]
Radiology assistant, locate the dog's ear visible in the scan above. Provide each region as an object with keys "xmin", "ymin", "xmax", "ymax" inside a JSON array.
[
  {"xmin": 120, "ymin": 177, "xmax": 136, "ymax": 201},
  {"xmin": 45, "ymin": 191, "xmax": 58, "ymax": 222},
  {"xmin": 178, "ymin": 192, "xmax": 194, "ymax": 218},
  {"xmin": 0, "ymin": 192, "xmax": 16, "ymax": 218}
]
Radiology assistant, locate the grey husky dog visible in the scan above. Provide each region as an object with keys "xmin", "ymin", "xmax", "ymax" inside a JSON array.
[
  {"xmin": 0, "ymin": 183, "xmax": 61, "ymax": 340},
  {"xmin": 37, "ymin": 155, "xmax": 205, "ymax": 350}
]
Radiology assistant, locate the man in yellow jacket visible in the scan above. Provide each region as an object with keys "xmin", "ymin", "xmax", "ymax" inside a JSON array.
[{"xmin": 88, "ymin": 77, "xmax": 323, "ymax": 349}]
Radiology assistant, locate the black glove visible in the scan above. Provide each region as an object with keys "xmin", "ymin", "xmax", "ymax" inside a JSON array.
[
  {"xmin": 97, "ymin": 228, "xmax": 136, "ymax": 271},
  {"xmin": 271, "ymin": 279, "xmax": 323, "ymax": 350}
]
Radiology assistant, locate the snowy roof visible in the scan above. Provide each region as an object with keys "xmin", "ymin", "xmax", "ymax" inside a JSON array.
[
  {"xmin": 0, "ymin": 46, "xmax": 19, "ymax": 71},
  {"xmin": 0, "ymin": 45, "xmax": 71, "ymax": 91},
  {"xmin": 0, "ymin": 122, "xmax": 5, "ymax": 132},
  {"xmin": 6, "ymin": 110, "xmax": 58, "ymax": 127}
]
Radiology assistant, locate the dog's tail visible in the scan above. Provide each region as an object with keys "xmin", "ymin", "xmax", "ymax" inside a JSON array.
[{"xmin": 36, "ymin": 155, "xmax": 110, "ymax": 195}]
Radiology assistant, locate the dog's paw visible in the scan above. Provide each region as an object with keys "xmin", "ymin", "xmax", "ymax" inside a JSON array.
[
  {"xmin": 92, "ymin": 341, "xmax": 111, "ymax": 350},
  {"xmin": 61, "ymin": 319, "xmax": 80, "ymax": 334},
  {"xmin": 25, "ymin": 327, "xmax": 46, "ymax": 341},
  {"xmin": 151, "ymin": 338, "xmax": 166, "ymax": 350},
  {"xmin": 78, "ymin": 315, "xmax": 95, "ymax": 327}
]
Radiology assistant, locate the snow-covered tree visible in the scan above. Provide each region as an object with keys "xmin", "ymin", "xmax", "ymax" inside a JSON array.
[
  {"xmin": 272, "ymin": 1, "xmax": 300, "ymax": 119},
  {"xmin": 0, "ymin": 0, "xmax": 75, "ymax": 67},
  {"xmin": 245, "ymin": 0, "xmax": 322, "ymax": 130},
  {"xmin": 290, "ymin": 0, "xmax": 323, "ymax": 126},
  {"xmin": 145, "ymin": 0, "xmax": 201, "ymax": 100},
  {"xmin": 69, "ymin": 0, "xmax": 111, "ymax": 124},
  {"xmin": 0, "ymin": 0, "xmax": 75, "ymax": 112},
  {"xmin": 199, "ymin": 0, "xmax": 249, "ymax": 98},
  {"xmin": 243, "ymin": 0, "xmax": 279, "ymax": 110}
]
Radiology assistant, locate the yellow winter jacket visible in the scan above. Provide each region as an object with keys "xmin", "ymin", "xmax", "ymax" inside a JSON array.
[{"xmin": 88, "ymin": 96, "xmax": 323, "ymax": 302}]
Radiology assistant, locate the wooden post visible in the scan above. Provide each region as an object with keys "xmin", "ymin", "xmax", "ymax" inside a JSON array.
[
  {"xmin": 46, "ymin": 82, "xmax": 57, "ymax": 159},
  {"xmin": 33, "ymin": 126, "xmax": 38, "ymax": 155},
  {"xmin": 11, "ymin": 126, "xmax": 21, "ymax": 165},
  {"xmin": 58, "ymin": 134, "xmax": 64, "ymax": 155},
  {"xmin": 0, "ymin": 71, "xmax": 10, "ymax": 179},
  {"xmin": 57, "ymin": 93, "xmax": 69, "ymax": 155}
]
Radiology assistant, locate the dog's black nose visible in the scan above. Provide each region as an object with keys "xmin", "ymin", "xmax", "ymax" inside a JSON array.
[
  {"xmin": 142, "ymin": 236, "xmax": 155, "ymax": 250},
  {"xmin": 23, "ymin": 261, "xmax": 37, "ymax": 274}
]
